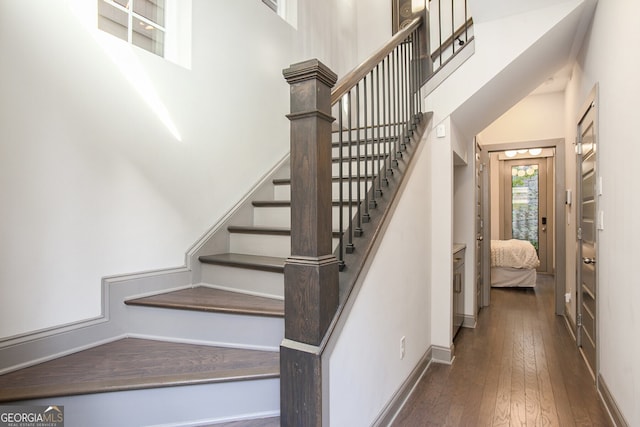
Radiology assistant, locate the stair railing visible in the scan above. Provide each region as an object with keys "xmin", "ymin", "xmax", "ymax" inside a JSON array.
[
  {"xmin": 281, "ymin": 16, "xmax": 425, "ymax": 427},
  {"xmin": 429, "ymin": 0, "xmax": 474, "ymax": 72},
  {"xmin": 331, "ymin": 17, "xmax": 424, "ymax": 271}
]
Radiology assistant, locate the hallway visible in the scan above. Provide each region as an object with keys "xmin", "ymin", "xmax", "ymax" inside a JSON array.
[{"xmin": 392, "ymin": 275, "xmax": 612, "ymax": 426}]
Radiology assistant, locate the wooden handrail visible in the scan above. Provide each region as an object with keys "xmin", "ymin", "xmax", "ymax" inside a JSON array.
[
  {"xmin": 331, "ymin": 16, "xmax": 423, "ymax": 105},
  {"xmin": 430, "ymin": 17, "xmax": 474, "ymax": 61}
]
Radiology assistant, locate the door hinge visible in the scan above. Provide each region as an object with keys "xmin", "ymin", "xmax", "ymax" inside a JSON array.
[
  {"xmin": 576, "ymin": 141, "xmax": 583, "ymax": 155},
  {"xmin": 577, "ymin": 313, "xmax": 583, "ymax": 328},
  {"xmin": 577, "ymin": 227, "xmax": 582, "ymax": 240}
]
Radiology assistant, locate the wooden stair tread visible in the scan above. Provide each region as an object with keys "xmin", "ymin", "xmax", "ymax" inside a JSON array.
[
  {"xmin": 0, "ymin": 338, "xmax": 279, "ymax": 403},
  {"xmin": 199, "ymin": 253, "xmax": 286, "ymax": 273},
  {"xmin": 126, "ymin": 287, "xmax": 284, "ymax": 317}
]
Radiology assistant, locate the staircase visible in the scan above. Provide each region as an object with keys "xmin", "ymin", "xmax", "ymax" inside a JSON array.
[
  {"xmin": 0, "ymin": 13, "xmax": 429, "ymax": 425},
  {"xmin": 0, "ymin": 125, "xmax": 414, "ymax": 425}
]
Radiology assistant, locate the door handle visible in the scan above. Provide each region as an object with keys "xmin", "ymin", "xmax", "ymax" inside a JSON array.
[
  {"xmin": 583, "ymin": 257, "xmax": 596, "ymax": 265},
  {"xmin": 476, "ymin": 235, "xmax": 483, "ymax": 241}
]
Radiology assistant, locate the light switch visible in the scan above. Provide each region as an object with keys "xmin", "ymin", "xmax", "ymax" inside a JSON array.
[{"xmin": 436, "ymin": 124, "xmax": 446, "ymax": 138}]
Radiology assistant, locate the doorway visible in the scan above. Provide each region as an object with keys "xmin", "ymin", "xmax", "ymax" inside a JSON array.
[{"xmin": 478, "ymin": 140, "xmax": 567, "ymax": 314}]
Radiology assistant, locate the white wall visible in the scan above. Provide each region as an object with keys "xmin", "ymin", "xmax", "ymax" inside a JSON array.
[
  {"xmin": 429, "ymin": 117, "xmax": 454, "ymax": 349},
  {"xmin": 479, "ymin": 92, "xmax": 566, "ymax": 143},
  {"xmin": 453, "ymin": 157, "xmax": 476, "ymax": 318},
  {"xmin": 479, "ymin": 91, "xmax": 565, "ymax": 248},
  {"xmin": 328, "ymin": 129, "xmax": 432, "ymax": 426},
  {"xmin": 565, "ymin": 1, "xmax": 640, "ymax": 424},
  {"xmin": 0, "ymin": 0, "xmax": 370, "ymax": 339}
]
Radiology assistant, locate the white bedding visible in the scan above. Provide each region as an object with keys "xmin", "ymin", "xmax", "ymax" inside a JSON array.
[
  {"xmin": 490, "ymin": 239, "xmax": 540, "ymax": 269},
  {"xmin": 491, "ymin": 266, "xmax": 537, "ymax": 288}
]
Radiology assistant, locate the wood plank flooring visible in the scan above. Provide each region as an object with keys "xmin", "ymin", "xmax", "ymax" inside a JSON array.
[
  {"xmin": 0, "ymin": 338, "xmax": 279, "ymax": 403},
  {"xmin": 392, "ymin": 275, "xmax": 612, "ymax": 426}
]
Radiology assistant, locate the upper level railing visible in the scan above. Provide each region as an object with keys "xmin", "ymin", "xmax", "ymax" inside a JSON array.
[{"xmin": 429, "ymin": 0, "xmax": 474, "ymax": 72}]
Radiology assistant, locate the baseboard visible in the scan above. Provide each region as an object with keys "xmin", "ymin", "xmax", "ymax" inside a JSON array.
[
  {"xmin": 0, "ymin": 267, "xmax": 191, "ymax": 374},
  {"xmin": 563, "ymin": 312, "xmax": 577, "ymax": 342},
  {"xmin": 371, "ymin": 347, "xmax": 433, "ymax": 427},
  {"xmin": 431, "ymin": 344, "xmax": 455, "ymax": 364},
  {"xmin": 598, "ymin": 373, "xmax": 629, "ymax": 427},
  {"xmin": 0, "ymin": 155, "xmax": 293, "ymax": 375},
  {"xmin": 462, "ymin": 314, "xmax": 477, "ymax": 329}
]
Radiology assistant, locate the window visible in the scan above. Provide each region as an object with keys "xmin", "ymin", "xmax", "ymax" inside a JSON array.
[
  {"xmin": 262, "ymin": 0, "xmax": 297, "ymax": 28},
  {"xmin": 262, "ymin": 0, "xmax": 278, "ymax": 13},
  {"xmin": 98, "ymin": 0, "xmax": 166, "ymax": 57},
  {"xmin": 511, "ymin": 164, "xmax": 539, "ymax": 251}
]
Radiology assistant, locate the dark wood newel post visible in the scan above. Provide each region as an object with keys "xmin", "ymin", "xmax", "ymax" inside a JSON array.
[{"xmin": 281, "ymin": 59, "xmax": 339, "ymax": 427}]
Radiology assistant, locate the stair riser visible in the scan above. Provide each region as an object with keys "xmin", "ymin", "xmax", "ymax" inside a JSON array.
[
  {"xmin": 229, "ymin": 233, "xmax": 340, "ymax": 258},
  {"xmin": 254, "ymin": 205, "xmax": 363, "ymax": 228},
  {"xmin": 201, "ymin": 264, "xmax": 284, "ymax": 298},
  {"xmin": 17, "ymin": 378, "xmax": 279, "ymax": 427},
  {"xmin": 126, "ymin": 305, "xmax": 284, "ymax": 350}
]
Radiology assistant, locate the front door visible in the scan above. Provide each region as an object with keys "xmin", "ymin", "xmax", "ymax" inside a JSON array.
[
  {"xmin": 576, "ymin": 95, "xmax": 598, "ymax": 377},
  {"xmin": 502, "ymin": 158, "xmax": 549, "ymax": 272}
]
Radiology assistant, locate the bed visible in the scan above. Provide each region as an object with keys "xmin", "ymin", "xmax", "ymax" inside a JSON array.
[{"xmin": 490, "ymin": 239, "xmax": 540, "ymax": 287}]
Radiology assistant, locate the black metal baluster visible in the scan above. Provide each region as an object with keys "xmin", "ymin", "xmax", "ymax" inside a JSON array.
[
  {"xmin": 346, "ymin": 90, "xmax": 355, "ymax": 254},
  {"xmin": 394, "ymin": 47, "xmax": 402, "ymax": 164},
  {"xmin": 416, "ymin": 29, "xmax": 423, "ymax": 117},
  {"xmin": 355, "ymin": 83, "xmax": 364, "ymax": 234},
  {"xmin": 381, "ymin": 58, "xmax": 389, "ymax": 186},
  {"xmin": 338, "ymin": 98, "xmax": 345, "ymax": 269},
  {"xmin": 375, "ymin": 64, "xmax": 383, "ymax": 196},
  {"xmin": 451, "ymin": 0, "xmax": 455, "ymax": 57},
  {"xmin": 386, "ymin": 54, "xmax": 393, "ymax": 176},
  {"xmin": 402, "ymin": 38, "xmax": 410, "ymax": 147},
  {"xmin": 438, "ymin": 0, "xmax": 443, "ymax": 68}
]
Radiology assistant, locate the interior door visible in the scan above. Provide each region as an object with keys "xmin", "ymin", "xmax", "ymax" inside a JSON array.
[
  {"xmin": 502, "ymin": 158, "xmax": 549, "ymax": 272},
  {"xmin": 576, "ymin": 99, "xmax": 598, "ymax": 377},
  {"xmin": 475, "ymin": 141, "xmax": 486, "ymax": 310}
]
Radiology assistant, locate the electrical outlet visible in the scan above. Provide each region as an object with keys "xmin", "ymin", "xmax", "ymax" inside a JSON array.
[{"xmin": 400, "ymin": 336, "xmax": 406, "ymax": 360}]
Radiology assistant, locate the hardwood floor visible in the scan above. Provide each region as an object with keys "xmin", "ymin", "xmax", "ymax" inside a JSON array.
[{"xmin": 392, "ymin": 275, "xmax": 612, "ymax": 426}]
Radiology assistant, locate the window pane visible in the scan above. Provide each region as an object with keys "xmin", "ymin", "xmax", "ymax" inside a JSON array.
[
  {"xmin": 113, "ymin": 0, "xmax": 129, "ymax": 7},
  {"xmin": 132, "ymin": 18, "xmax": 165, "ymax": 56},
  {"xmin": 134, "ymin": 0, "xmax": 165, "ymax": 26},
  {"xmin": 262, "ymin": 0, "xmax": 278, "ymax": 12},
  {"xmin": 98, "ymin": 0, "xmax": 128, "ymax": 42},
  {"xmin": 511, "ymin": 164, "xmax": 539, "ymax": 251}
]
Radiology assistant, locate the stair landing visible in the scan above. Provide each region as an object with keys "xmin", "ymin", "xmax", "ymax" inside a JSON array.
[{"xmin": 0, "ymin": 338, "xmax": 279, "ymax": 403}]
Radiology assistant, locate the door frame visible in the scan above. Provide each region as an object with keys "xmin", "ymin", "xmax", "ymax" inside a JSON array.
[{"xmin": 480, "ymin": 139, "xmax": 567, "ymax": 315}]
